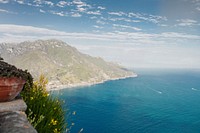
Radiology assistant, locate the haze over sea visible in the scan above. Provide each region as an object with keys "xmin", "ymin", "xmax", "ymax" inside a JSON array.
[{"xmin": 54, "ymin": 69, "xmax": 200, "ymax": 133}]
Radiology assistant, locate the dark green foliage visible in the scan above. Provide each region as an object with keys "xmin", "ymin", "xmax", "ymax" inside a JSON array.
[
  {"xmin": 21, "ymin": 70, "xmax": 33, "ymax": 94},
  {"xmin": 0, "ymin": 57, "xmax": 33, "ymax": 82}
]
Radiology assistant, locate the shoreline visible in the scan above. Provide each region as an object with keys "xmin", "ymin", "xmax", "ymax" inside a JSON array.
[{"xmin": 47, "ymin": 73, "xmax": 138, "ymax": 91}]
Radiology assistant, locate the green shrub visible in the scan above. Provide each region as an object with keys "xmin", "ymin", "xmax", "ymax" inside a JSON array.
[{"xmin": 21, "ymin": 75, "xmax": 67, "ymax": 133}]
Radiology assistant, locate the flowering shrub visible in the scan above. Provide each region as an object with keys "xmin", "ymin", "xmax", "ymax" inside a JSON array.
[{"xmin": 21, "ymin": 75, "xmax": 67, "ymax": 133}]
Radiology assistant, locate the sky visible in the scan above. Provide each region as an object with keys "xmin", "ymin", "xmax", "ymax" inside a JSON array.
[{"xmin": 0, "ymin": 0, "xmax": 200, "ymax": 69}]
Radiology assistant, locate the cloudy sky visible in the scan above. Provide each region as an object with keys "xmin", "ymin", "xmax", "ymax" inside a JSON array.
[{"xmin": 0, "ymin": 0, "xmax": 200, "ymax": 68}]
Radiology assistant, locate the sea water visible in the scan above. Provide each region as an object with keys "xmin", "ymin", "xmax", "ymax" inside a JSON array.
[{"xmin": 53, "ymin": 69, "xmax": 200, "ymax": 133}]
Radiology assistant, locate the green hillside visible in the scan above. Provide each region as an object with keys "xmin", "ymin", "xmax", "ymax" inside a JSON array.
[{"xmin": 0, "ymin": 39, "xmax": 136, "ymax": 90}]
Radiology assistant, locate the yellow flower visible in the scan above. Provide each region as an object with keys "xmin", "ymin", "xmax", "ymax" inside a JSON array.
[
  {"xmin": 43, "ymin": 93, "xmax": 49, "ymax": 97},
  {"xmin": 30, "ymin": 97, "xmax": 33, "ymax": 100},
  {"xmin": 72, "ymin": 111, "xmax": 76, "ymax": 115},
  {"xmin": 53, "ymin": 128, "xmax": 60, "ymax": 133},
  {"xmin": 51, "ymin": 119, "xmax": 58, "ymax": 125}
]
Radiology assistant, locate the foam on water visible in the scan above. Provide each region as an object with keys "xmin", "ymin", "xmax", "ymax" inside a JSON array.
[{"xmin": 191, "ymin": 88, "xmax": 198, "ymax": 91}]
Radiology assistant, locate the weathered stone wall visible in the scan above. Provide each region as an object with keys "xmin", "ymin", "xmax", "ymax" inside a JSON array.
[{"xmin": 0, "ymin": 98, "xmax": 37, "ymax": 133}]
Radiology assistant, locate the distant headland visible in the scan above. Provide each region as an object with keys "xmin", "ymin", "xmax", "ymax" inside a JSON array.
[{"xmin": 0, "ymin": 39, "xmax": 137, "ymax": 91}]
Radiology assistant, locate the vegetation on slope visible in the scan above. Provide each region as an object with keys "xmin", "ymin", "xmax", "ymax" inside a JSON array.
[
  {"xmin": 0, "ymin": 39, "xmax": 135, "ymax": 89},
  {"xmin": 21, "ymin": 75, "xmax": 67, "ymax": 133}
]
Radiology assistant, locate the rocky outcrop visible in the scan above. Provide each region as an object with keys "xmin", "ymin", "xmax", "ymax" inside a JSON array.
[{"xmin": 0, "ymin": 98, "xmax": 37, "ymax": 133}]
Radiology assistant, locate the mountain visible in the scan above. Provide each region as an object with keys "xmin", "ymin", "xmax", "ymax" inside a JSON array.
[{"xmin": 0, "ymin": 39, "xmax": 136, "ymax": 90}]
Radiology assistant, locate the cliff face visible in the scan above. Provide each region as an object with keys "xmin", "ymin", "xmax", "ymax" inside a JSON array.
[{"xmin": 0, "ymin": 39, "xmax": 136, "ymax": 90}]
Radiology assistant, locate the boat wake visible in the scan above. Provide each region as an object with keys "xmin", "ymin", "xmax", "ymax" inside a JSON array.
[
  {"xmin": 191, "ymin": 88, "xmax": 199, "ymax": 91},
  {"xmin": 151, "ymin": 88, "xmax": 162, "ymax": 94}
]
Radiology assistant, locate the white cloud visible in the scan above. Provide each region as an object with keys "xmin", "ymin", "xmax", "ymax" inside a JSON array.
[
  {"xmin": 96, "ymin": 20, "xmax": 106, "ymax": 25},
  {"xmin": 108, "ymin": 11, "xmax": 167, "ymax": 24},
  {"xmin": 0, "ymin": 0, "xmax": 9, "ymax": 3},
  {"xmin": 191, "ymin": 0, "xmax": 200, "ymax": 5},
  {"xmin": 90, "ymin": 16, "xmax": 97, "ymax": 19},
  {"xmin": 33, "ymin": 0, "xmax": 42, "ymax": 5},
  {"xmin": 73, "ymin": 0, "xmax": 91, "ymax": 8},
  {"xmin": 0, "ymin": 24, "xmax": 67, "ymax": 36},
  {"xmin": 57, "ymin": 1, "xmax": 70, "ymax": 7},
  {"xmin": 159, "ymin": 24, "xmax": 168, "ymax": 27},
  {"xmin": 149, "ymin": 14, "xmax": 168, "ymax": 21},
  {"xmin": 97, "ymin": 6, "xmax": 106, "ymax": 10},
  {"xmin": 93, "ymin": 25, "xmax": 103, "ymax": 29},
  {"xmin": 160, "ymin": 32, "xmax": 200, "ymax": 39},
  {"xmin": 39, "ymin": 9, "xmax": 45, "ymax": 13},
  {"xmin": 32, "ymin": 0, "xmax": 54, "ymax": 7},
  {"xmin": 100, "ymin": 16, "xmax": 107, "ymax": 21},
  {"xmin": 0, "ymin": 24, "xmax": 199, "ymax": 44},
  {"xmin": 86, "ymin": 10, "xmax": 101, "ymax": 15},
  {"xmin": 77, "ymin": 7, "xmax": 86, "ymax": 12},
  {"xmin": 50, "ymin": 11, "xmax": 66, "ymax": 17},
  {"xmin": 15, "ymin": 0, "xmax": 24, "ymax": 4},
  {"xmin": 128, "ymin": 12, "xmax": 168, "ymax": 24},
  {"xmin": 131, "ymin": 13, "xmax": 167, "ymax": 24},
  {"xmin": 44, "ymin": 1, "xmax": 54, "ymax": 6},
  {"xmin": 70, "ymin": 0, "xmax": 96, "ymax": 15},
  {"xmin": 108, "ymin": 17, "xmax": 140, "ymax": 23},
  {"xmin": 108, "ymin": 11, "xmax": 126, "ymax": 16},
  {"xmin": 176, "ymin": 19, "xmax": 199, "ymax": 26},
  {"xmin": 30, "ymin": 0, "xmax": 102, "ymax": 18},
  {"xmin": 0, "ymin": 9, "xmax": 16, "ymax": 14},
  {"xmin": 0, "ymin": 9, "xmax": 9, "ymax": 13},
  {"xmin": 197, "ymin": 7, "xmax": 200, "ymax": 11},
  {"xmin": 79, "ymin": 44, "xmax": 200, "ymax": 69},
  {"xmin": 27, "ymin": 3, "xmax": 32, "ymax": 6},
  {"xmin": 113, "ymin": 24, "xmax": 142, "ymax": 31},
  {"xmin": 71, "ymin": 13, "xmax": 82, "ymax": 17},
  {"xmin": 73, "ymin": 0, "xmax": 84, "ymax": 5}
]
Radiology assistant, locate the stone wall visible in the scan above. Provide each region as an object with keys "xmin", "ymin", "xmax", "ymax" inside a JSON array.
[{"xmin": 0, "ymin": 97, "xmax": 37, "ymax": 133}]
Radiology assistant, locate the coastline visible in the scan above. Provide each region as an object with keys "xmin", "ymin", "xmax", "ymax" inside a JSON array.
[{"xmin": 47, "ymin": 73, "xmax": 138, "ymax": 91}]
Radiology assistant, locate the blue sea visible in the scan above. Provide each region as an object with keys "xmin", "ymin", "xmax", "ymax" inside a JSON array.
[{"xmin": 53, "ymin": 69, "xmax": 200, "ymax": 133}]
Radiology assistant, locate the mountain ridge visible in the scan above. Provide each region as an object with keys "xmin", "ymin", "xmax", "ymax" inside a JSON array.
[{"xmin": 0, "ymin": 39, "xmax": 137, "ymax": 90}]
